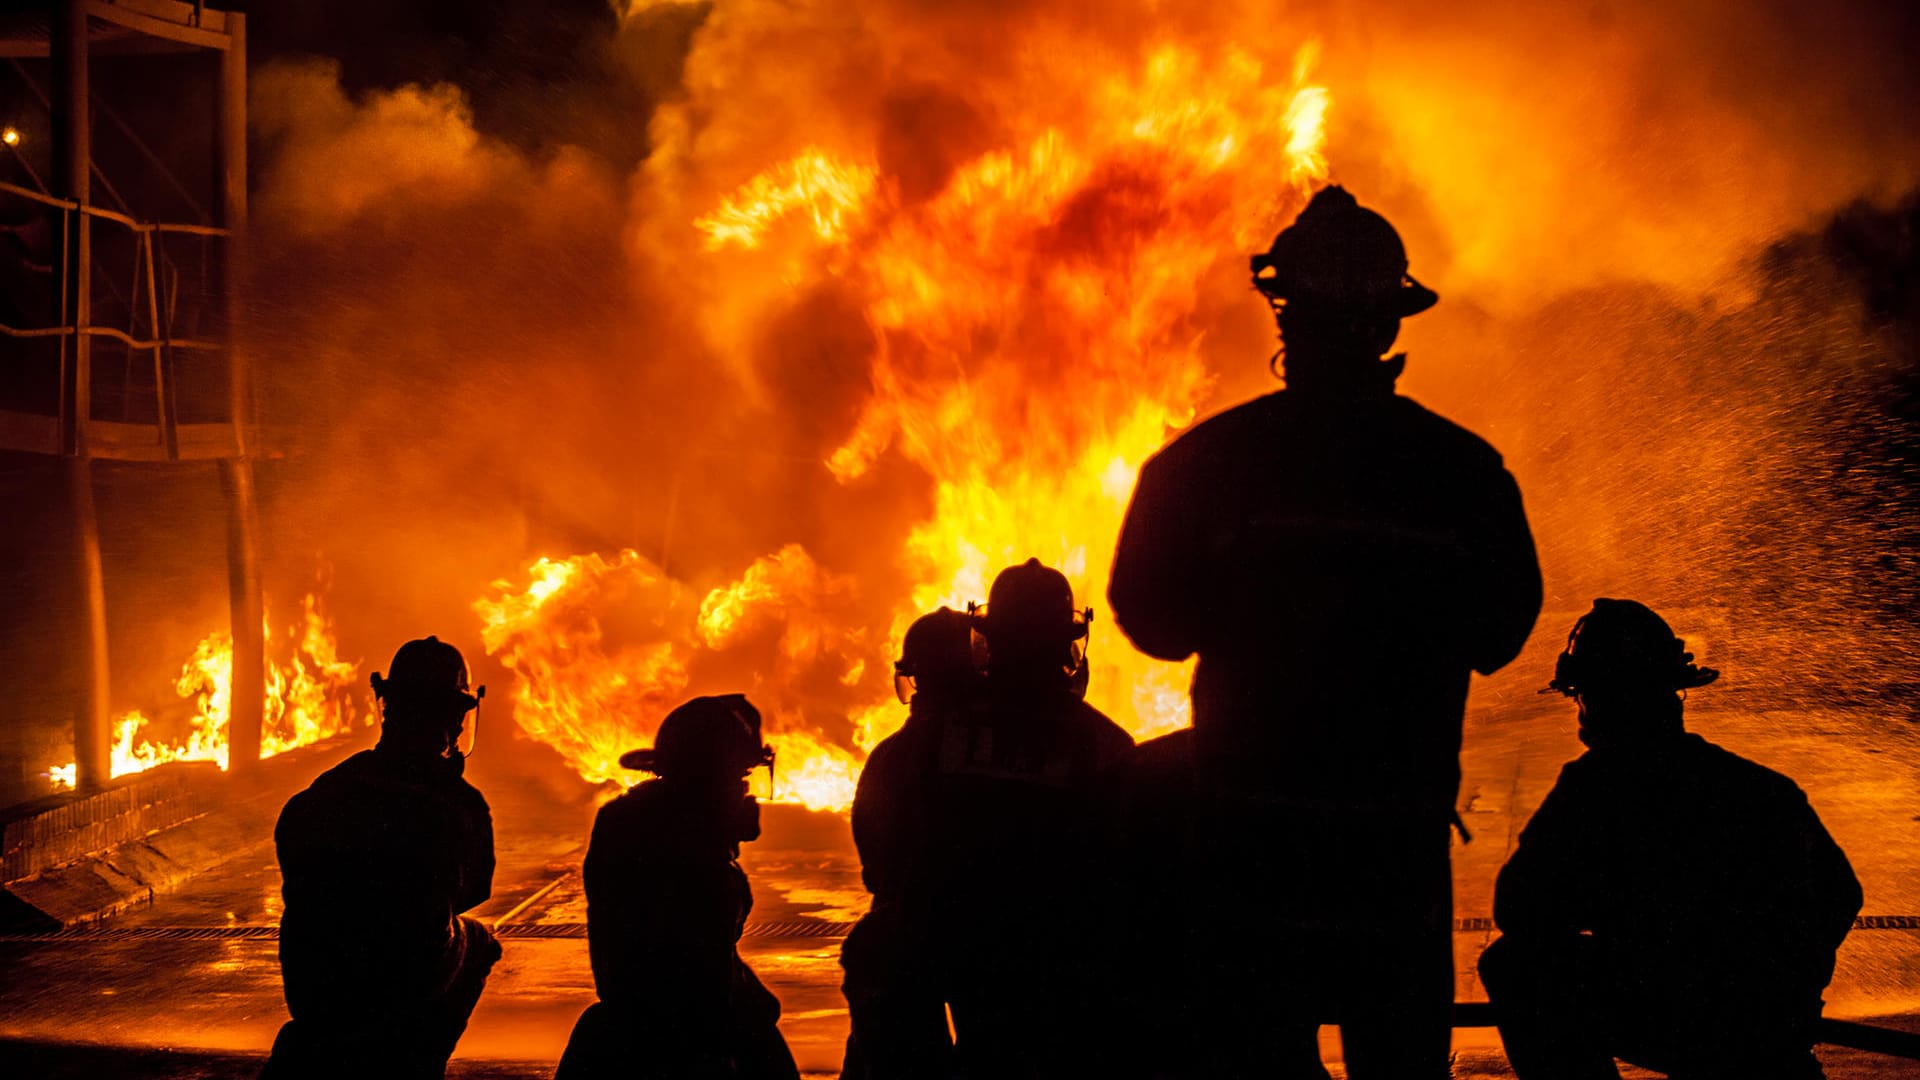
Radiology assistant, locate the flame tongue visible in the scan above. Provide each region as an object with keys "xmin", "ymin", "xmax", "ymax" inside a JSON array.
[
  {"xmin": 49, "ymin": 592, "xmax": 364, "ymax": 788},
  {"xmin": 480, "ymin": 42, "xmax": 1330, "ymax": 812}
]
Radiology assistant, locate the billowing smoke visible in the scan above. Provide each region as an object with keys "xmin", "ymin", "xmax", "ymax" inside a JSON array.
[{"xmin": 229, "ymin": 0, "xmax": 1919, "ymax": 794}]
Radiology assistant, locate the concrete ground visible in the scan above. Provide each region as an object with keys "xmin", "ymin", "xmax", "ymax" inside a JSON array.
[{"xmin": 3, "ymin": 633, "xmax": 1919, "ymax": 1078}]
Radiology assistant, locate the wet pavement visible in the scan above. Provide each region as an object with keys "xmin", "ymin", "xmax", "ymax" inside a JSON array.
[{"xmin": 4, "ymin": 637, "xmax": 1919, "ymax": 1077}]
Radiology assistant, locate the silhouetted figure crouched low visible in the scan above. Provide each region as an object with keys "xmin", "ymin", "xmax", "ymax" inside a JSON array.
[
  {"xmin": 263, "ymin": 637, "xmax": 499, "ymax": 1080},
  {"xmin": 1110, "ymin": 185, "xmax": 1541, "ymax": 1077},
  {"xmin": 1480, "ymin": 600, "xmax": 1861, "ymax": 1079},
  {"xmin": 556, "ymin": 694, "xmax": 798, "ymax": 1080},
  {"xmin": 840, "ymin": 608, "xmax": 979, "ymax": 1079}
]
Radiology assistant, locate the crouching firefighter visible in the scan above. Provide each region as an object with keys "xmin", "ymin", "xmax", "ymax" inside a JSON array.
[
  {"xmin": 556, "ymin": 694, "xmax": 800, "ymax": 1080},
  {"xmin": 263, "ymin": 636, "xmax": 500, "ymax": 1080},
  {"xmin": 1480, "ymin": 599, "xmax": 1861, "ymax": 1079}
]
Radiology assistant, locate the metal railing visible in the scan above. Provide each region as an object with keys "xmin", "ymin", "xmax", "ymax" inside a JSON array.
[{"xmin": 0, "ymin": 178, "xmax": 231, "ymax": 458}]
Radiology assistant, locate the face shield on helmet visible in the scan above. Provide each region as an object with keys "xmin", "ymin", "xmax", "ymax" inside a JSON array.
[{"xmin": 893, "ymin": 606, "xmax": 982, "ymax": 704}]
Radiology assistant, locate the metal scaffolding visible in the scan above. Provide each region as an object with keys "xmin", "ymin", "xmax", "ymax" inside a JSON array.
[{"xmin": 0, "ymin": 0, "xmax": 259, "ymax": 790}]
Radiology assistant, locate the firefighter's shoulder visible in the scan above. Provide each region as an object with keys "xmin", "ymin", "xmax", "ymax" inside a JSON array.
[{"xmin": 1385, "ymin": 395, "xmax": 1508, "ymax": 470}]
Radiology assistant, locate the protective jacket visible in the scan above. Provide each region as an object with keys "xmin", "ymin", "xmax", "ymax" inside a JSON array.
[
  {"xmin": 839, "ymin": 696, "xmax": 968, "ymax": 1080},
  {"xmin": 1493, "ymin": 731, "xmax": 1860, "ymax": 1032},
  {"xmin": 852, "ymin": 700, "xmax": 948, "ymax": 909},
  {"xmin": 268, "ymin": 746, "xmax": 497, "ymax": 1077},
  {"xmin": 1110, "ymin": 389, "xmax": 1541, "ymax": 815},
  {"xmin": 849, "ymin": 680, "xmax": 1131, "ymax": 1075},
  {"xmin": 559, "ymin": 779, "xmax": 796, "ymax": 1080}
]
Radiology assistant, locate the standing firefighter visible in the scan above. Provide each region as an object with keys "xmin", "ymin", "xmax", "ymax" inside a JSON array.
[
  {"xmin": 556, "ymin": 694, "xmax": 798, "ymax": 1080},
  {"xmin": 935, "ymin": 559, "xmax": 1134, "ymax": 1076},
  {"xmin": 1480, "ymin": 599, "xmax": 1860, "ymax": 1079},
  {"xmin": 1109, "ymin": 185, "xmax": 1542, "ymax": 1076},
  {"xmin": 841, "ymin": 607, "xmax": 980, "ymax": 1078},
  {"xmin": 264, "ymin": 636, "xmax": 499, "ymax": 1080}
]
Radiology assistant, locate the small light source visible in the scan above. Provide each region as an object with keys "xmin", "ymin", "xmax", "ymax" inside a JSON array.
[{"xmin": 1, "ymin": 127, "xmax": 19, "ymax": 147}]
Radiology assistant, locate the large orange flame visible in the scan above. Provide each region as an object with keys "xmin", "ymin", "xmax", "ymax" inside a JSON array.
[
  {"xmin": 480, "ymin": 41, "xmax": 1330, "ymax": 812},
  {"xmin": 48, "ymin": 593, "xmax": 364, "ymax": 789},
  {"xmin": 477, "ymin": 546, "xmax": 871, "ymax": 811}
]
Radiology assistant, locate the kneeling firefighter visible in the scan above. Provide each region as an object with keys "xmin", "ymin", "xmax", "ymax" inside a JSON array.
[
  {"xmin": 556, "ymin": 694, "xmax": 799, "ymax": 1080},
  {"xmin": 1480, "ymin": 600, "xmax": 1860, "ymax": 1079},
  {"xmin": 264, "ymin": 636, "xmax": 500, "ymax": 1080}
]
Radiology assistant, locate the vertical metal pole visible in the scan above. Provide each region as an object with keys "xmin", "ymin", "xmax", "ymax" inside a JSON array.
[
  {"xmin": 67, "ymin": 456, "xmax": 111, "ymax": 789},
  {"xmin": 218, "ymin": 12, "xmax": 248, "ymax": 451},
  {"xmin": 53, "ymin": 0, "xmax": 88, "ymax": 458},
  {"xmin": 217, "ymin": 12, "xmax": 263, "ymax": 773},
  {"xmin": 55, "ymin": 0, "xmax": 110, "ymax": 790},
  {"xmin": 220, "ymin": 458, "xmax": 264, "ymax": 772},
  {"xmin": 143, "ymin": 233, "xmax": 177, "ymax": 459}
]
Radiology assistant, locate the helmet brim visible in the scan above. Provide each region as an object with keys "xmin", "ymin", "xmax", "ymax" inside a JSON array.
[
  {"xmin": 618, "ymin": 749, "xmax": 660, "ymax": 772},
  {"xmin": 1253, "ymin": 265, "xmax": 1439, "ymax": 318},
  {"xmin": 1681, "ymin": 666, "xmax": 1721, "ymax": 690},
  {"xmin": 1400, "ymin": 274, "xmax": 1439, "ymax": 317}
]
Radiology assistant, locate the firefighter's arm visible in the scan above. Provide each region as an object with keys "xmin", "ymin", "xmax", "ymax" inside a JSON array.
[
  {"xmin": 851, "ymin": 737, "xmax": 905, "ymax": 896},
  {"xmin": 1801, "ymin": 797, "xmax": 1863, "ymax": 950},
  {"xmin": 455, "ymin": 789, "xmax": 495, "ymax": 913},
  {"xmin": 659, "ymin": 862, "xmax": 749, "ymax": 1049},
  {"xmin": 1468, "ymin": 466, "xmax": 1543, "ymax": 676},
  {"xmin": 1110, "ymin": 452, "xmax": 1206, "ymax": 661},
  {"xmin": 1492, "ymin": 773, "xmax": 1591, "ymax": 940}
]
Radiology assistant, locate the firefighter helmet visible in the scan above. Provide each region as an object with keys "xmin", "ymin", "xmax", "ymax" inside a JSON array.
[
  {"xmin": 370, "ymin": 636, "xmax": 479, "ymax": 713},
  {"xmin": 1251, "ymin": 185, "xmax": 1438, "ymax": 317},
  {"xmin": 970, "ymin": 559, "xmax": 1093, "ymax": 695},
  {"xmin": 894, "ymin": 607, "xmax": 980, "ymax": 704},
  {"xmin": 1547, "ymin": 599, "xmax": 1719, "ymax": 698},
  {"xmin": 619, "ymin": 693, "xmax": 776, "ymax": 779},
  {"xmin": 973, "ymin": 558, "xmax": 1091, "ymax": 645}
]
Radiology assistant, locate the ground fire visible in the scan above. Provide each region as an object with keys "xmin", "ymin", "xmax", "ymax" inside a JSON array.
[{"xmin": 48, "ymin": 594, "xmax": 363, "ymax": 789}]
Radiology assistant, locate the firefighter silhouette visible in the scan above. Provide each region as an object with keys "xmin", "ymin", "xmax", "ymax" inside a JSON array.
[
  {"xmin": 263, "ymin": 636, "xmax": 499, "ymax": 1080},
  {"xmin": 852, "ymin": 564, "xmax": 1121, "ymax": 1076},
  {"xmin": 840, "ymin": 607, "xmax": 979, "ymax": 1079},
  {"xmin": 1110, "ymin": 185, "xmax": 1542, "ymax": 1076},
  {"xmin": 1480, "ymin": 600, "xmax": 1860, "ymax": 1079},
  {"xmin": 556, "ymin": 694, "xmax": 798, "ymax": 1080}
]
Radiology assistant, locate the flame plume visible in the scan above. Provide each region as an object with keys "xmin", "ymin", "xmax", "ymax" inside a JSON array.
[
  {"xmin": 477, "ymin": 546, "xmax": 871, "ymax": 811},
  {"xmin": 475, "ymin": 551, "xmax": 693, "ymax": 789},
  {"xmin": 482, "ymin": 42, "xmax": 1329, "ymax": 811}
]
